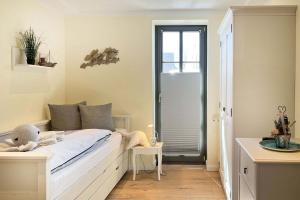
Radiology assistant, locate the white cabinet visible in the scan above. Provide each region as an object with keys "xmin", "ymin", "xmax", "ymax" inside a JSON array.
[
  {"xmin": 236, "ymin": 138, "xmax": 300, "ymax": 200},
  {"xmin": 239, "ymin": 176, "xmax": 254, "ymax": 200},
  {"xmin": 218, "ymin": 6, "xmax": 296, "ymax": 200}
]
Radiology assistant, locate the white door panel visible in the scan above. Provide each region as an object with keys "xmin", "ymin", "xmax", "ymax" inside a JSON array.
[{"xmin": 220, "ymin": 25, "xmax": 233, "ymax": 199}]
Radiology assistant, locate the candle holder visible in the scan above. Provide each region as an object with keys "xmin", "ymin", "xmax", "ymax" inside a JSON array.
[{"xmin": 274, "ymin": 134, "xmax": 291, "ymax": 149}]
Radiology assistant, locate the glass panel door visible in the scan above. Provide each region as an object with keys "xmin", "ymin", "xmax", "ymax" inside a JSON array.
[{"xmin": 155, "ymin": 25, "xmax": 207, "ymax": 164}]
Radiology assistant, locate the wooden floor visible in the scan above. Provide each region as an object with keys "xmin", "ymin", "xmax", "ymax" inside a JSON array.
[{"xmin": 107, "ymin": 165, "xmax": 226, "ymax": 200}]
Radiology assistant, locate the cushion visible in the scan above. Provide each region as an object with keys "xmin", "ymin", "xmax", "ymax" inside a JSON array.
[
  {"xmin": 48, "ymin": 101, "xmax": 86, "ymax": 131},
  {"xmin": 79, "ymin": 103, "xmax": 114, "ymax": 131},
  {"xmin": 125, "ymin": 131, "xmax": 150, "ymax": 149}
]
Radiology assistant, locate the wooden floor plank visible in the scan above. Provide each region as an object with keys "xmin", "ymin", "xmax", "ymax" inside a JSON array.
[{"xmin": 107, "ymin": 165, "xmax": 225, "ymax": 200}]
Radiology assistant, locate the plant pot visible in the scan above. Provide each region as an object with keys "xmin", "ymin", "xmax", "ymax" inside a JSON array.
[{"xmin": 26, "ymin": 58, "xmax": 35, "ymax": 65}]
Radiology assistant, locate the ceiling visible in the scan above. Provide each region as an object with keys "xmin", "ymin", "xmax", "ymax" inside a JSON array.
[{"xmin": 40, "ymin": 0, "xmax": 261, "ymax": 14}]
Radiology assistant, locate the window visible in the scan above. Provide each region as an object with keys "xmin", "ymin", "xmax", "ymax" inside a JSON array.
[
  {"xmin": 158, "ymin": 26, "xmax": 204, "ymax": 73},
  {"xmin": 182, "ymin": 31, "xmax": 200, "ymax": 72},
  {"xmin": 162, "ymin": 32, "xmax": 180, "ymax": 73}
]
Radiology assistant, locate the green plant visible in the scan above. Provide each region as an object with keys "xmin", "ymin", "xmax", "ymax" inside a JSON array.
[{"xmin": 18, "ymin": 27, "xmax": 41, "ymax": 65}]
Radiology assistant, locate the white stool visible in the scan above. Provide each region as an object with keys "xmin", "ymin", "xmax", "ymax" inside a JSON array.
[{"xmin": 131, "ymin": 142, "xmax": 163, "ymax": 181}]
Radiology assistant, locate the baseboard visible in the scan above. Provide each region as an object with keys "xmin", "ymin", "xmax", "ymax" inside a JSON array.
[{"xmin": 206, "ymin": 161, "xmax": 219, "ymax": 171}]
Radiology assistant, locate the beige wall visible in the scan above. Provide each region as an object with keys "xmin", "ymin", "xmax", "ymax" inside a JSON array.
[
  {"xmin": 247, "ymin": 0, "xmax": 300, "ymax": 137},
  {"xmin": 65, "ymin": 11, "xmax": 224, "ymax": 169},
  {"xmin": 0, "ymin": 0, "xmax": 66, "ymax": 130},
  {"xmin": 271, "ymin": 1, "xmax": 300, "ymax": 138}
]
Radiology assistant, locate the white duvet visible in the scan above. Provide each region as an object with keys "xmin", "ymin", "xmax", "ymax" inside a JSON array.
[{"xmin": 33, "ymin": 129, "xmax": 111, "ymax": 171}]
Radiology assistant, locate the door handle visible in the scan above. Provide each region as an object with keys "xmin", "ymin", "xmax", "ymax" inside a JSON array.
[
  {"xmin": 159, "ymin": 93, "xmax": 162, "ymax": 103},
  {"xmin": 223, "ymin": 107, "xmax": 226, "ymax": 112}
]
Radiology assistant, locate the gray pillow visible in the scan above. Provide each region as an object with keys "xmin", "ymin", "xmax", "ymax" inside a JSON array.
[
  {"xmin": 79, "ymin": 103, "xmax": 114, "ymax": 131},
  {"xmin": 48, "ymin": 102, "xmax": 86, "ymax": 131}
]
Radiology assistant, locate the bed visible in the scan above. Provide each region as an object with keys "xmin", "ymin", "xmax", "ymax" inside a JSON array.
[{"xmin": 0, "ymin": 115, "xmax": 130, "ymax": 200}]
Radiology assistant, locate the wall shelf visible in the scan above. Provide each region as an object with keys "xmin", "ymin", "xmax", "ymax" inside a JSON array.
[{"xmin": 11, "ymin": 47, "xmax": 54, "ymax": 70}]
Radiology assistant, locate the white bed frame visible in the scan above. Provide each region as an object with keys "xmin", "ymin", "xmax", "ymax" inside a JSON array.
[{"xmin": 0, "ymin": 115, "xmax": 130, "ymax": 200}]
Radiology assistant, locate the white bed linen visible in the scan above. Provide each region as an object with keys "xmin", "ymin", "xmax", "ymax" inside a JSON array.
[
  {"xmin": 33, "ymin": 129, "xmax": 111, "ymax": 171},
  {"xmin": 50, "ymin": 132, "xmax": 123, "ymax": 198}
]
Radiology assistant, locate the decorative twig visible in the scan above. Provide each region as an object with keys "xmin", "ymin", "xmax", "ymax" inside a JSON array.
[{"xmin": 80, "ymin": 47, "xmax": 120, "ymax": 69}]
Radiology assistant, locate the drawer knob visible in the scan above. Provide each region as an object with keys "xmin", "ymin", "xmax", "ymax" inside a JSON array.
[
  {"xmin": 243, "ymin": 167, "xmax": 248, "ymax": 174},
  {"xmin": 116, "ymin": 166, "xmax": 119, "ymax": 170}
]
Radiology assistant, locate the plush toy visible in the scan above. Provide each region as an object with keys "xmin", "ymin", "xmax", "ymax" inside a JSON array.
[
  {"xmin": 0, "ymin": 125, "xmax": 64, "ymax": 152},
  {"xmin": 12, "ymin": 124, "xmax": 40, "ymax": 146},
  {"xmin": 116, "ymin": 130, "xmax": 150, "ymax": 150}
]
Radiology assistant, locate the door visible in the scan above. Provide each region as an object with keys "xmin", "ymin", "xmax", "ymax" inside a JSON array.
[
  {"xmin": 155, "ymin": 25, "xmax": 207, "ymax": 163},
  {"xmin": 219, "ymin": 24, "xmax": 233, "ymax": 198}
]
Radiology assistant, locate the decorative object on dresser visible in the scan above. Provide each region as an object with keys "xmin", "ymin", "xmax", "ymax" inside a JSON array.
[
  {"xmin": 260, "ymin": 105, "xmax": 299, "ymax": 152},
  {"xmin": 271, "ymin": 105, "xmax": 295, "ymax": 148},
  {"xmin": 17, "ymin": 27, "xmax": 41, "ymax": 65},
  {"xmin": 132, "ymin": 142, "xmax": 163, "ymax": 181},
  {"xmin": 80, "ymin": 47, "xmax": 120, "ymax": 69}
]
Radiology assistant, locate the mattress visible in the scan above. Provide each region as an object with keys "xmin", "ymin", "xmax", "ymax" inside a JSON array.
[
  {"xmin": 50, "ymin": 132, "xmax": 123, "ymax": 198},
  {"xmin": 33, "ymin": 129, "xmax": 112, "ymax": 173}
]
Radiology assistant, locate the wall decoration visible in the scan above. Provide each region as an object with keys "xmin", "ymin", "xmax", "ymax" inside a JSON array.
[
  {"xmin": 80, "ymin": 47, "xmax": 120, "ymax": 69},
  {"xmin": 17, "ymin": 27, "xmax": 42, "ymax": 65}
]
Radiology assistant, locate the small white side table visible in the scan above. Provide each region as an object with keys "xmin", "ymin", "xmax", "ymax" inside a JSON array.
[{"xmin": 131, "ymin": 142, "xmax": 163, "ymax": 181}]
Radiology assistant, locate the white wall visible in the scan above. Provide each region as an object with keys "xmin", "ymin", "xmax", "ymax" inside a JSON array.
[
  {"xmin": 0, "ymin": 0, "xmax": 66, "ymax": 130},
  {"xmin": 65, "ymin": 11, "xmax": 225, "ymax": 170}
]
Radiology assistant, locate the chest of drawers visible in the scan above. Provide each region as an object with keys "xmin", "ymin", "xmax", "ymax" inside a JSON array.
[{"xmin": 236, "ymin": 138, "xmax": 300, "ymax": 200}]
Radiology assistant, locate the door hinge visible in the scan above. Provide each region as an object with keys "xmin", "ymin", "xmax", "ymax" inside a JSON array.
[
  {"xmin": 203, "ymin": 155, "xmax": 206, "ymax": 162},
  {"xmin": 231, "ymin": 108, "xmax": 233, "ymax": 117},
  {"xmin": 219, "ymin": 41, "xmax": 222, "ymax": 47},
  {"xmin": 230, "ymin": 24, "xmax": 233, "ymax": 32}
]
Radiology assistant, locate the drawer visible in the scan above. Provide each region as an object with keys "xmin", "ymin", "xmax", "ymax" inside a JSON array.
[
  {"xmin": 239, "ymin": 175, "xmax": 255, "ymax": 200},
  {"xmin": 77, "ymin": 151, "xmax": 128, "ymax": 200},
  {"xmin": 91, "ymin": 151, "xmax": 128, "ymax": 200},
  {"xmin": 240, "ymin": 147, "xmax": 256, "ymax": 196}
]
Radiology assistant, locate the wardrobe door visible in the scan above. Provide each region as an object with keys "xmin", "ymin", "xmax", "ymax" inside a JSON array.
[{"xmin": 219, "ymin": 23, "xmax": 233, "ymax": 199}]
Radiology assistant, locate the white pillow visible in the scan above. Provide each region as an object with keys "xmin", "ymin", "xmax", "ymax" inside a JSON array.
[{"xmin": 118, "ymin": 131, "xmax": 150, "ymax": 149}]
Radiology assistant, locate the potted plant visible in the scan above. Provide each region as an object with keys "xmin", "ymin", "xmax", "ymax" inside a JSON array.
[{"xmin": 18, "ymin": 27, "xmax": 41, "ymax": 65}]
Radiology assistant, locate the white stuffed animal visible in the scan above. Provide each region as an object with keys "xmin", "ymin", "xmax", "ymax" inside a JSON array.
[
  {"xmin": 13, "ymin": 124, "xmax": 40, "ymax": 146},
  {"xmin": 0, "ymin": 124, "xmax": 64, "ymax": 152},
  {"xmin": 116, "ymin": 130, "xmax": 150, "ymax": 149}
]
